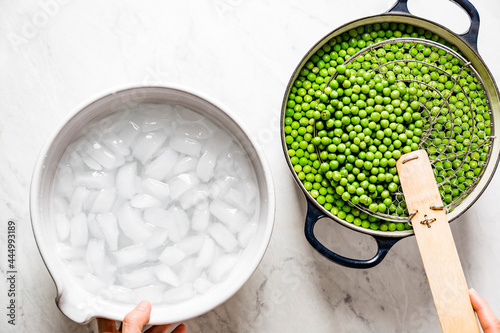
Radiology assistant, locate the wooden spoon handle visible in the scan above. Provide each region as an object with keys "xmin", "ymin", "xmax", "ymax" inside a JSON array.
[{"xmin": 396, "ymin": 150, "xmax": 480, "ymax": 333}]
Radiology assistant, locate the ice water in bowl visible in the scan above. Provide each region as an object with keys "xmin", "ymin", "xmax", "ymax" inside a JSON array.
[{"xmin": 51, "ymin": 102, "xmax": 260, "ymax": 305}]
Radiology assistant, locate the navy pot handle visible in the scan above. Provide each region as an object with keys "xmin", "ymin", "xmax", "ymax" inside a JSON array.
[
  {"xmin": 387, "ymin": 0, "xmax": 480, "ymax": 51},
  {"xmin": 304, "ymin": 200, "xmax": 400, "ymax": 269}
]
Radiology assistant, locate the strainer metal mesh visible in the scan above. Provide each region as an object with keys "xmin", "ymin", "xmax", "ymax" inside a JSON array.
[{"xmin": 316, "ymin": 38, "xmax": 494, "ymax": 222}]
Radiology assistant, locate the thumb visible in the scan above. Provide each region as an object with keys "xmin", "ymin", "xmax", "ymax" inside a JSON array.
[{"xmin": 122, "ymin": 300, "xmax": 152, "ymax": 333}]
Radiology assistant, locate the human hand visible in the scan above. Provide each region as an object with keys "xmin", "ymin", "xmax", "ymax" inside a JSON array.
[
  {"xmin": 469, "ymin": 289, "xmax": 500, "ymax": 333},
  {"xmin": 97, "ymin": 300, "xmax": 187, "ymax": 333}
]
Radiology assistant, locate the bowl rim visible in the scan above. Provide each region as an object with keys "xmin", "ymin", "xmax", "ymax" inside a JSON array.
[{"xmin": 29, "ymin": 82, "xmax": 276, "ymax": 324}]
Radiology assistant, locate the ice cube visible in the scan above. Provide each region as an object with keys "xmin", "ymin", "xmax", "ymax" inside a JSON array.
[
  {"xmin": 154, "ymin": 264, "xmax": 180, "ymax": 287},
  {"xmin": 54, "ymin": 165, "xmax": 74, "ymax": 198},
  {"xmin": 169, "ymin": 136, "xmax": 202, "ymax": 156},
  {"xmin": 239, "ymin": 179, "xmax": 258, "ymax": 203},
  {"xmin": 141, "ymin": 178, "xmax": 170, "ymax": 201},
  {"xmin": 118, "ymin": 120, "xmax": 141, "ymax": 147},
  {"xmin": 91, "ymin": 188, "xmax": 117, "ymax": 213},
  {"xmin": 132, "ymin": 131, "xmax": 168, "ymax": 164},
  {"xmin": 70, "ymin": 213, "xmax": 89, "ymax": 247},
  {"xmin": 88, "ymin": 141, "xmax": 121, "ymax": 170},
  {"xmin": 118, "ymin": 266, "xmax": 157, "ymax": 289},
  {"xmin": 171, "ymin": 156, "xmax": 198, "ymax": 175},
  {"xmin": 144, "ymin": 148, "xmax": 179, "ymax": 180},
  {"xmin": 176, "ymin": 235, "xmax": 206, "ymax": 256},
  {"xmin": 130, "ymin": 194, "xmax": 162, "ymax": 209},
  {"xmin": 141, "ymin": 116, "xmax": 170, "ymax": 133},
  {"xmin": 167, "ymin": 206, "xmax": 190, "ymax": 242},
  {"xmin": 238, "ymin": 222, "xmax": 257, "ymax": 248},
  {"xmin": 195, "ymin": 237, "xmax": 216, "ymax": 269},
  {"xmin": 55, "ymin": 213, "xmax": 70, "ymax": 241},
  {"xmin": 163, "ymin": 284, "xmax": 195, "ymax": 304},
  {"xmin": 116, "ymin": 162, "xmax": 138, "ymax": 199},
  {"xmin": 174, "ymin": 123, "xmax": 212, "ymax": 140},
  {"xmin": 86, "ymin": 239, "xmax": 105, "ymax": 275},
  {"xmin": 229, "ymin": 146, "xmax": 252, "ymax": 180},
  {"xmin": 178, "ymin": 258, "xmax": 202, "ymax": 285},
  {"xmin": 117, "ymin": 203, "xmax": 153, "ymax": 242},
  {"xmin": 208, "ymin": 254, "xmax": 238, "ymax": 283},
  {"xmin": 81, "ymin": 152, "xmax": 103, "ymax": 171},
  {"xmin": 102, "ymin": 132, "xmax": 131, "ymax": 156},
  {"xmin": 133, "ymin": 285, "xmax": 166, "ymax": 304},
  {"xmin": 68, "ymin": 187, "xmax": 90, "ymax": 215},
  {"xmin": 175, "ymin": 104, "xmax": 204, "ymax": 122},
  {"xmin": 105, "ymin": 285, "xmax": 135, "ymax": 303},
  {"xmin": 196, "ymin": 151, "xmax": 216, "ymax": 182},
  {"xmin": 66, "ymin": 260, "xmax": 89, "ymax": 277},
  {"xmin": 224, "ymin": 186, "xmax": 255, "ymax": 215},
  {"xmin": 140, "ymin": 103, "xmax": 174, "ymax": 119},
  {"xmin": 82, "ymin": 273, "xmax": 107, "ymax": 294},
  {"xmin": 96, "ymin": 213, "xmax": 119, "ymax": 251},
  {"xmin": 68, "ymin": 151, "xmax": 83, "ymax": 169},
  {"xmin": 145, "ymin": 227, "xmax": 169, "ymax": 250},
  {"xmin": 208, "ymin": 174, "xmax": 238, "ymax": 200},
  {"xmin": 191, "ymin": 202, "xmax": 211, "ymax": 231},
  {"xmin": 143, "ymin": 208, "xmax": 173, "ymax": 229},
  {"xmin": 209, "ymin": 200, "xmax": 246, "ymax": 233},
  {"xmin": 193, "ymin": 276, "xmax": 212, "ymax": 294},
  {"xmin": 74, "ymin": 171, "xmax": 115, "ymax": 189},
  {"xmin": 158, "ymin": 246, "xmax": 186, "ymax": 266},
  {"xmin": 57, "ymin": 243, "xmax": 86, "ymax": 261},
  {"xmin": 202, "ymin": 129, "xmax": 232, "ymax": 154},
  {"xmin": 87, "ymin": 213, "xmax": 105, "ymax": 239},
  {"xmin": 178, "ymin": 185, "xmax": 208, "ymax": 210},
  {"xmin": 112, "ymin": 244, "xmax": 148, "ymax": 267},
  {"xmin": 168, "ymin": 173, "xmax": 200, "ymax": 200},
  {"xmin": 208, "ymin": 223, "xmax": 238, "ymax": 253},
  {"xmin": 84, "ymin": 190, "xmax": 98, "ymax": 212}
]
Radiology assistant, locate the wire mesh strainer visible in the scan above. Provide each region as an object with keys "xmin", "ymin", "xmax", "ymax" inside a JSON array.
[{"xmin": 315, "ymin": 37, "xmax": 494, "ymax": 223}]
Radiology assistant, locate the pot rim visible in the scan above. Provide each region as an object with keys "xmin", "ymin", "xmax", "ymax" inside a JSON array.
[{"xmin": 281, "ymin": 11, "xmax": 500, "ymax": 239}]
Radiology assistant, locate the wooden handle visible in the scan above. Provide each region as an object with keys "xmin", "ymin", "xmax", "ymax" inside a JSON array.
[{"xmin": 396, "ymin": 150, "xmax": 480, "ymax": 333}]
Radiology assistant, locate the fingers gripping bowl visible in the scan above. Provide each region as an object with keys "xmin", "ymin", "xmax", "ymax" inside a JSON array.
[{"xmin": 30, "ymin": 85, "xmax": 275, "ymax": 324}]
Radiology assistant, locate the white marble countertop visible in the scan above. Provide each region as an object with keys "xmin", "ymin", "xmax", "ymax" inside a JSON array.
[{"xmin": 1, "ymin": 0, "xmax": 500, "ymax": 332}]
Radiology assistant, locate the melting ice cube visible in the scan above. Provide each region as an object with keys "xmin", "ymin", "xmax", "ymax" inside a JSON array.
[
  {"xmin": 118, "ymin": 266, "xmax": 157, "ymax": 289},
  {"xmin": 96, "ymin": 213, "xmax": 119, "ymax": 251},
  {"xmin": 163, "ymin": 284, "xmax": 195, "ymax": 304},
  {"xmin": 112, "ymin": 244, "xmax": 148, "ymax": 267},
  {"xmin": 207, "ymin": 223, "xmax": 238, "ymax": 253},
  {"xmin": 130, "ymin": 194, "xmax": 162, "ymax": 209},
  {"xmin": 144, "ymin": 148, "xmax": 179, "ymax": 181},
  {"xmin": 116, "ymin": 203, "xmax": 153, "ymax": 243},
  {"xmin": 159, "ymin": 246, "xmax": 186, "ymax": 266},
  {"xmin": 208, "ymin": 254, "xmax": 238, "ymax": 283},
  {"xmin": 154, "ymin": 264, "xmax": 180, "ymax": 287},
  {"xmin": 191, "ymin": 201, "xmax": 210, "ymax": 231},
  {"xmin": 209, "ymin": 200, "xmax": 246, "ymax": 233},
  {"xmin": 91, "ymin": 188, "xmax": 117, "ymax": 214},
  {"xmin": 141, "ymin": 178, "xmax": 170, "ymax": 201},
  {"xmin": 116, "ymin": 162, "xmax": 138, "ymax": 199},
  {"xmin": 55, "ymin": 213, "xmax": 70, "ymax": 241},
  {"xmin": 169, "ymin": 136, "xmax": 202, "ymax": 156},
  {"xmin": 195, "ymin": 237, "xmax": 216, "ymax": 269},
  {"xmin": 171, "ymin": 156, "xmax": 198, "ymax": 175},
  {"xmin": 168, "ymin": 173, "xmax": 200, "ymax": 200},
  {"xmin": 132, "ymin": 131, "xmax": 168, "ymax": 164},
  {"xmin": 70, "ymin": 213, "xmax": 89, "ymax": 248}
]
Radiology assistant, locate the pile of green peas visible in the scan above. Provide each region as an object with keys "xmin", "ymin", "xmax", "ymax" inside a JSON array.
[{"xmin": 284, "ymin": 22, "xmax": 491, "ymax": 232}]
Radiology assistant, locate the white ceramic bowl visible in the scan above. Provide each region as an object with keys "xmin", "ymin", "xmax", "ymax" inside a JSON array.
[{"xmin": 30, "ymin": 84, "xmax": 275, "ymax": 324}]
